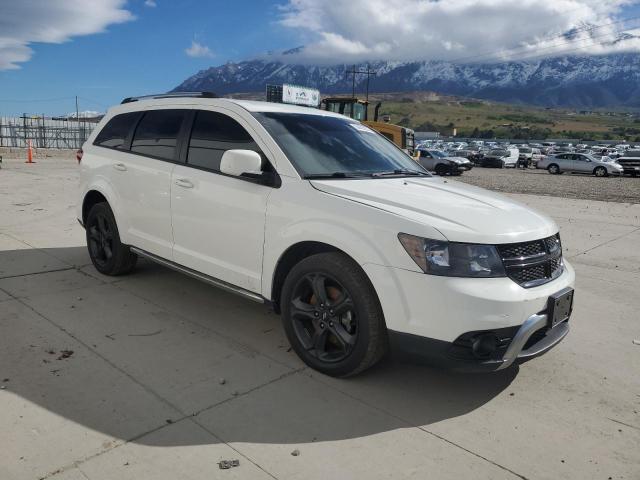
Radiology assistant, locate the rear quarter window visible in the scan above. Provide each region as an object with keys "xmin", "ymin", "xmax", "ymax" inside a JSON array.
[{"xmin": 93, "ymin": 112, "xmax": 140, "ymax": 149}]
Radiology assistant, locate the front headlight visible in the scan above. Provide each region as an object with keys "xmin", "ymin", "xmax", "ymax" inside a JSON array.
[{"xmin": 398, "ymin": 233, "xmax": 506, "ymax": 277}]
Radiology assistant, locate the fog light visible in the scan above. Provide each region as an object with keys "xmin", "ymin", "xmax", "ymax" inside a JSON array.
[{"xmin": 472, "ymin": 333, "xmax": 498, "ymax": 359}]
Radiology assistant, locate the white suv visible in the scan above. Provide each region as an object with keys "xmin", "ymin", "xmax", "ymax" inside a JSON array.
[{"xmin": 77, "ymin": 93, "xmax": 575, "ymax": 377}]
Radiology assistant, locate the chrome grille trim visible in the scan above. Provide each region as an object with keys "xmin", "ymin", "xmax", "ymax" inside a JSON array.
[{"xmin": 497, "ymin": 234, "xmax": 564, "ymax": 288}]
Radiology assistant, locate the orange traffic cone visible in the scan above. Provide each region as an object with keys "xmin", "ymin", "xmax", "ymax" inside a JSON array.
[{"xmin": 25, "ymin": 140, "xmax": 35, "ymax": 164}]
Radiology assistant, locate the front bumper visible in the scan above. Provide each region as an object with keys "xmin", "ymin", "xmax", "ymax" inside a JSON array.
[
  {"xmin": 388, "ymin": 312, "xmax": 569, "ymax": 372},
  {"xmin": 363, "ymin": 260, "xmax": 575, "ymax": 372}
]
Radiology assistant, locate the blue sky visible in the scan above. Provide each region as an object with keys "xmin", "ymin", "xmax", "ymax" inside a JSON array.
[
  {"xmin": 1, "ymin": 0, "xmax": 640, "ymax": 117},
  {"xmin": 0, "ymin": 0, "xmax": 298, "ymax": 116}
]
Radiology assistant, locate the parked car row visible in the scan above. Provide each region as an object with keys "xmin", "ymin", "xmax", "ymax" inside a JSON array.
[{"xmin": 416, "ymin": 140, "xmax": 639, "ymax": 177}]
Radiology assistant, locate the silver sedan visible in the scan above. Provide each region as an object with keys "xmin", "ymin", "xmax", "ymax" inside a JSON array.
[{"xmin": 537, "ymin": 153, "xmax": 624, "ymax": 177}]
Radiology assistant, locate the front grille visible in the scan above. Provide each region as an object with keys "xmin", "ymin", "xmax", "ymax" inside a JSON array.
[
  {"xmin": 618, "ymin": 158, "xmax": 640, "ymax": 172},
  {"xmin": 618, "ymin": 158, "xmax": 640, "ymax": 167},
  {"xmin": 497, "ymin": 234, "xmax": 564, "ymax": 288}
]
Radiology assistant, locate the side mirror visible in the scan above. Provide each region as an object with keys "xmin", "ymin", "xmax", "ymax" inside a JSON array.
[{"xmin": 220, "ymin": 149, "xmax": 262, "ymax": 177}]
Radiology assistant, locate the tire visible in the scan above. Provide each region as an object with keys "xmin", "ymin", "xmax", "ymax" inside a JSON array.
[
  {"xmin": 594, "ymin": 166, "xmax": 608, "ymax": 177},
  {"xmin": 280, "ymin": 252, "xmax": 388, "ymax": 377},
  {"xmin": 435, "ymin": 164, "xmax": 448, "ymax": 176},
  {"xmin": 86, "ymin": 202, "xmax": 137, "ymax": 276},
  {"xmin": 548, "ymin": 164, "xmax": 560, "ymax": 174}
]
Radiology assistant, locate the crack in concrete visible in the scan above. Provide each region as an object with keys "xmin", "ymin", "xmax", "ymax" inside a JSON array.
[{"xmin": 568, "ymin": 225, "xmax": 640, "ymax": 260}]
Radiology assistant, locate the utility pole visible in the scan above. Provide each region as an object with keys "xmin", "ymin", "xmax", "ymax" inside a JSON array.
[
  {"xmin": 75, "ymin": 96, "xmax": 80, "ymax": 149},
  {"xmin": 345, "ymin": 64, "xmax": 377, "ymax": 101}
]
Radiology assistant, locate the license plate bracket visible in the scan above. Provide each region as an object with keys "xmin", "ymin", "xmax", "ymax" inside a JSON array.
[{"xmin": 547, "ymin": 287, "xmax": 574, "ymax": 328}]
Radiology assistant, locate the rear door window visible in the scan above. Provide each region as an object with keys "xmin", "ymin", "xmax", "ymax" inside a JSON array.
[
  {"xmin": 187, "ymin": 110, "xmax": 260, "ymax": 171},
  {"xmin": 94, "ymin": 112, "xmax": 140, "ymax": 149},
  {"xmin": 130, "ymin": 110, "xmax": 187, "ymax": 161}
]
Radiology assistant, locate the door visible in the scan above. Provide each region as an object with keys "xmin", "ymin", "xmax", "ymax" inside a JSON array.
[
  {"xmin": 111, "ymin": 109, "xmax": 187, "ymax": 259},
  {"xmin": 417, "ymin": 150, "xmax": 434, "ymax": 170},
  {"xmin": 572, "ymin": 154, "xmax": 593, "ymax": 173},
  {"xmin": 555, "ymin": 154, "xmax": 570, "ymax": 171},
  {"xmin": 171, "ymin": 109, "xmax": 273, "ymax": 292}
]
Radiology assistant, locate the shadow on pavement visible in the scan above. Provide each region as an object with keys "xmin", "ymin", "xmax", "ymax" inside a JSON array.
[{"xmin": 0, "ymin": 247, "xmax": 518, "ymax": 446}]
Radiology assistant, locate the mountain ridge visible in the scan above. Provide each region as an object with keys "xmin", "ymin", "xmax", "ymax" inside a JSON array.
[{"xmin": 173, "ymin": 53, "xmax": 640, "ymax": 109}]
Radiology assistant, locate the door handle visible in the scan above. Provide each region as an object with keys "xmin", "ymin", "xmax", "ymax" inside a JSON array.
[
  {"xmin": 113, "ymin": 163, "xmax": 127, "ymax": 171},
  {"xmin": 175, "ymin": 178, "xmax": 194, "ymax": 189}
]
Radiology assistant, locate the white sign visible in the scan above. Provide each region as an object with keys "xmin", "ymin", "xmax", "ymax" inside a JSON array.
[{"xmin": 282, "ymin": 84, "xmax": 320, "ymax": 107}]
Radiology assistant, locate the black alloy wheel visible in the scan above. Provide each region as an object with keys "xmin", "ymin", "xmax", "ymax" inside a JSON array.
[
  {"xmin": 85, "ymin": 202, "xmax": 137, "ymax": 276},
  {"xmin": 87, "ymin": 211, "xmax": 115, "ymax": 269},
  {"xmin": 281, "ymin": 252, "xmax": 387, "ymax": 377},
  {"xmin": 289, "ymin": 272, "xmax": 357, "ymax": 363}
]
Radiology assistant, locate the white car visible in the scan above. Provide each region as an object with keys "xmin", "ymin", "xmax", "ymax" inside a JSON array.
[
  {"xmin": 537, "ymin": 153, "xmax": 624, "ymax": 177},
  {"xmin": 77, "ymin": 93, "xmax": 575, "ymax": 377}
]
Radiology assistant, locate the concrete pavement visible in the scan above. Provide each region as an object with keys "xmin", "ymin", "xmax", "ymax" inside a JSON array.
[{"xmin": 1, "ymin": 156, "xmax": 639, "ymax": 480}]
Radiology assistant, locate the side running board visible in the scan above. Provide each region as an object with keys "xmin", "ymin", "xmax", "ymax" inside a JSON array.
[{"xmin": 129, "ymin": 247, "xmax": 265, "ymax": 304}]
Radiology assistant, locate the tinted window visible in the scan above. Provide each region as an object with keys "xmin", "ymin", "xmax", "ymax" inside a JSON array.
[
  {"xmin": 94, "ymin": 112, "xmax": 140, "ymax": 149},
  {"xmin": 187, "ymin": 110, "xmax": 260, "ymax": 171},
  {"xmin": 130, "ymin": 110, "xmax": 186, "ymax": 161}
]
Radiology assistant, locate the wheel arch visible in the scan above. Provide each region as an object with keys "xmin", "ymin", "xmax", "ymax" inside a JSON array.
[
  {"xmin": 80, "ymin": 183, "xmax": 127, "ymax": 242},
  {"xmin": 82, "ymin": 190, "xmax": 109, "ymax": 225},
  {"xmin": 269, "ymin": 241, "xmax": 381, "ymax": 314},
  {"xmin": 270, "ymin": 241, "xmax": 343, "ymax": 313}
]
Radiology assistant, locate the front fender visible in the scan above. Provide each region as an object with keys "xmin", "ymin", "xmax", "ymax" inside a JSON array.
[{"xmin": 260, "ymin": 180, "xmax": 443, "ymax": 299}]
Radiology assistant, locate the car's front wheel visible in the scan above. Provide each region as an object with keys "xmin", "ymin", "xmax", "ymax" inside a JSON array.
[
  {"xmin": 435, "ymin": 164, "xmax": 448, "ymax": 176},
  {"xmin": 281, "ymin": 252, "xmax": 388, "ymax": 377},
  {"xmin": 86, "ymin": 202, "xmax": 137, "ymax": 276},
  {"xmin": 548, "ymin": 164, "xmax": 560, "ymax": 174}
]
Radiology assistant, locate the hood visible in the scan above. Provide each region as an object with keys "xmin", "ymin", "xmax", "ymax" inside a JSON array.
[
  {"xmin": 310, "ymin": 177, "xmax": 557, "ymax": 244},
  {"xmin": 445, "ymin": 156, "xmax": 471, "ymax": 164}
]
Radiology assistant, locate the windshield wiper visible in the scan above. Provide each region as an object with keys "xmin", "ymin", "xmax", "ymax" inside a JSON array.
[
  {"xmin": 303, "ymin": 172, "xmax": 368, "ymax": 179},
  {"xmin": 371, "ymin": 169, "xmax": 429, "ymax": 177}
]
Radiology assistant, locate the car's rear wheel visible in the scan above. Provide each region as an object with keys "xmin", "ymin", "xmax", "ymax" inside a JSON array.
[
  {"xmin": 548, "ymin": 164, "xmax": 560, "ymax": 174},
  {"xmin": 86, "ymin": 202, "xmax": 137, "ymax": 276},
  {"xmin": 281, "ymin": 252, "xmax": 387, "ymax": 377},
  {"xmin": 594, "ymin": 166, "xmax": 608, "ymax": 177}
]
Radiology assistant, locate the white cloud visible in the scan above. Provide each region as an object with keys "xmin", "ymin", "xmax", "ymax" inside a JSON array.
[
  {"xmin": 185, "ymin": 40, "xmax": 215, "ymax": 58},
  {"xmin": 144, "ymin": 0, "xmax": 157, "ymax": 7},
  {"xmin": 0, "ymin": 0, "xmax": 134, "ymax": 70},
  {"xmin": 277, "ymin": 0, "xmax": 640, "ymax": 63}
]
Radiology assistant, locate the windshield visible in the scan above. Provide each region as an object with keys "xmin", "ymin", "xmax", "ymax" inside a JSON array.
[
  {"xmin": 519, "ymin": 148, "xmax": 532, "ymax": 153},
  {"xmin": 253, "ymin": 112, "xmax": 428, "ymax": 178},
  {"xmin": 490, "ymin": 149, "xmax": 507, "ymax": 156},
  {"xmin": 428, "ymin": 150, "xmax": 447, "ymax": 158}
]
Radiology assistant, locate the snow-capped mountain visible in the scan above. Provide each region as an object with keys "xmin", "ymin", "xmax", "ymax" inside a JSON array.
[{"xmin": 173, "ymin": 53, "xmax": 640, "ymax": 108}]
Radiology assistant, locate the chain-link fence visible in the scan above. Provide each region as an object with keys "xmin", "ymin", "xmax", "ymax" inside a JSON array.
[{"xmin": 0, "ymin": 115, "xmax": 101, "ymax": 149}]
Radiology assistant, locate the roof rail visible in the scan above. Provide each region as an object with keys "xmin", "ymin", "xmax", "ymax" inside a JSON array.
[{"xmin": 121, "ymin": 91, "xmax": 218, "ymax": 104}]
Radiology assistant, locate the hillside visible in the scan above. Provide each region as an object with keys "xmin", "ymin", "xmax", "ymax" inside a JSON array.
[
  {"xmin": 367, "ymin": 93, "xmax": 640, "ymax": 140},
  {"xmin": 213, "ymin": 90, "xmax": 640, "ymax": 141}
]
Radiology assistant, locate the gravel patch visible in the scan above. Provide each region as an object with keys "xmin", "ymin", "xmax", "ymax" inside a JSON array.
[{"xmin": 454, "ymin": 167, "xmax": 640, "ymax": 204}]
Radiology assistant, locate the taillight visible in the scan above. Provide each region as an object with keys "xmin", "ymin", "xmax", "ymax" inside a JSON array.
[{"xmin": 76, "ymin": 149, "xmax": 83, "ymax": 163}]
